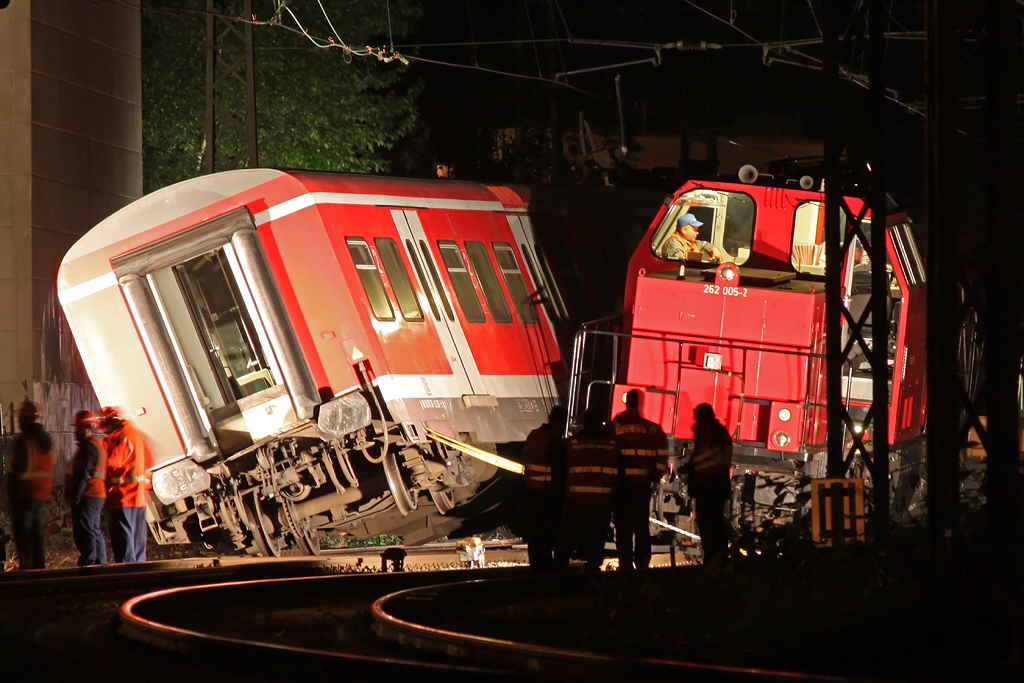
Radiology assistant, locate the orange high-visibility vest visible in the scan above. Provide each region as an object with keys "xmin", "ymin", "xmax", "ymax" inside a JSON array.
[
  {"xmin": 105, "ymin": 422, "xmax": 151, "ymax": 508},
  {"xmin": 16, "ymin": 438, "xmax": 54, "ymax": 500},
  {"xmin": 564, "ymin": 435, "xmax": 619, "ymax": 506},
  {"xmin": 523, "ymin": 426, "xmax": 562, "ymax": 492},
  {"xmin": 67, "ymin": 436, "xmax": 109, "ymax": 499},
  {"xmin": 610, "ymin": 409, "xmax": 669, "ymax": 487}
]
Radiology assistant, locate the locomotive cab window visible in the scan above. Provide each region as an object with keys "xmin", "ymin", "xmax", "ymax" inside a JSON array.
[
  {"xmin": 652, "ymin": 189, "xmax": 753, "ymax": 265},
  {"xmin": 437, "ymin": 241, "xmax": 486, "ymax": 323},
  {"xmin": 346, "ymin": 238, "xmax": 395, "ymax": 321},
  {"xmin": 791, "ymin": 201, "xmax": 848, "ymax": 275}
]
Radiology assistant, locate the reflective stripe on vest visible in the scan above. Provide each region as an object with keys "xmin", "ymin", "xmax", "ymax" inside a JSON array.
[
  {"xmin": 523, "ymin": 426, "xmax": 561, "ymax": 492},
  {"xmin": 612, "ymin": 411, "xmax": 669, "ymax": 486},
  {"xmin": 565, "ymin": 437, "xmax": 619, "ymax": 505}
]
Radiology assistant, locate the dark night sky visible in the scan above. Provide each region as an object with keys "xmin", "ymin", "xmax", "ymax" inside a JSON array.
[{"xmin": 396, "ymin": 1, "xmax": 930, "ymax": 214}]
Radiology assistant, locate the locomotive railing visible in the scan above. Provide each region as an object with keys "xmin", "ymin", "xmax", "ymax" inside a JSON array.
[{"xmin": 567, "ymin": 321, "xmax": 831, "ymax": 452}]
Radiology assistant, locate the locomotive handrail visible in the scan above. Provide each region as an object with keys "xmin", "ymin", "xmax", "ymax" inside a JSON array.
[{"xmin": 567, "ymin": 325, "xmax": 829, "ymax": 448}]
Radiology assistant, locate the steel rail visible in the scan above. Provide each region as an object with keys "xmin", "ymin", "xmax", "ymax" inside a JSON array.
[
  {"xmin": 118, "ymin": 568, "xmax": 535, "ymax": 682},
  {"xmin": 372, "ymin": 571, "xmax": 872, "ymax": 683}
]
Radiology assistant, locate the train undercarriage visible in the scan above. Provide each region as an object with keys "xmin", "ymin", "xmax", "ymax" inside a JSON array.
[{"xmin": 148, "ymin": 412, "xmax": 505, "ymax": 556}]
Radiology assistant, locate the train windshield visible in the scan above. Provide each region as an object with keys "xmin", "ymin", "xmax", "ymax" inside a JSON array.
[{"xmin": 651, "ymin": 189, "xmax": 754, "ymax": 265}]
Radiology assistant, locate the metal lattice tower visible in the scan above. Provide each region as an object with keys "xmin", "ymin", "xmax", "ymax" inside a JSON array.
[
  {"xmin": 204, "ymin": 0, "xmax": 258, "ymax": 173},
  {"xmin": 822, "ymin": 0, "xmax": 891, "ymax": 525}
]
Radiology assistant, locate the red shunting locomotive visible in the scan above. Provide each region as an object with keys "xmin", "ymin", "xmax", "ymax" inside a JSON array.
[{"xmin": 570, "ymin": 170, "xmax": 927, "ymax": 526}]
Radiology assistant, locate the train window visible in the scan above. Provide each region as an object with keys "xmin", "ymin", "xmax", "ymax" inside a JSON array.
[
  {"xmin": 419, "ymin": 240, "xmax": 455, "ymax": 321},
  {"xmin": 345, "ymin": 238, "xmax": 395, "ymax": 321},
  {"xmin": 437, "ymin": 241, "xmax": 486, "ymax": 323},
  {"xmin": 651, "ymin": 189, "xmax": 753, "ymax": 265},
  {"xmin": 529, "ymin": 246, "xmax": 569, "ymax": 321},
  {"xmin": 493, "ymin": 243, "xmax": 539, "ymax": 324},
  {"xmin": 405, "ymin": 240, "xmax": 440, "ymax": 321},
  {"xmin": 375, "ymin": 238, "xmax": 423, "ymax": 322},
  {"xmin": 891, "ymin": 223, "xmax": 925, "ymax": 287},
  {"xmin": 790, "ymin": 201, "xmax": 854, "ymax": 275},
  {"xmin": 465, "ymin": 241, "xmax": 512, "ymax": 323}
]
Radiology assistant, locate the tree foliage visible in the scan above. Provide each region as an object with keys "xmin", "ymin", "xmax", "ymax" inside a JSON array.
[{"xmin": 142, "ymin": 0, "xmax": 422, "ymax": 193}]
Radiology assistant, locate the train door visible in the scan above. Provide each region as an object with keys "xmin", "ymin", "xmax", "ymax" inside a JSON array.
[
  {"xmin": 390, "ymin": 209, "xmax": 483, "ymax": 394},
  {"xmin": 887, "ymin": 221, "xmax": 927, "ymax": 441},
  {"xmin": 839, "ymin": 220, "xmax": 926, "ymax": 441},
  {"xmin": 114, "ymin": 209, "xmax": 320, "ymax": 458}
]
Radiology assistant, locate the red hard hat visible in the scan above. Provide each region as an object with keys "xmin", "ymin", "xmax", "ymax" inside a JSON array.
[
  {"xmin": 101, "ymin": 406, "xmax": 120, "ymax": 421},
  {"xmin": 73, "ymin": 410, "xmax": 99, "ymax": 428}
]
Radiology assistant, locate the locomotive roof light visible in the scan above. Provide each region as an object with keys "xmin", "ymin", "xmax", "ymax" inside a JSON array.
[
  {"xmin": 716, "ymin": 262, "xmax": 739, "ymax": 284},
  {"xmin": 772, "ymin": 430, "xmax": 792, "ymax": 448}
]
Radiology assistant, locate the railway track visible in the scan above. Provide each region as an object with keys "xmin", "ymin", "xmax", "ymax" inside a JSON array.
[
  {"xmin": 0, "ymin": 543, "xmax": 521, "ymax": 682},
  {"xmin": 117, "ymin": 566, "xmax": 870, "ymax": 683}
]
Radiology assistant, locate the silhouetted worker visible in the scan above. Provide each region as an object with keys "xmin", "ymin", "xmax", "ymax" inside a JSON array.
[
  {"xmin": 610, "ymin": 390, "xmax": 668, "ymax": 570},
  {"xmin": 102, "ymin": 406, "xmax": 152, "ymax": 563},
  {"xmin": 521, "ymin": 404, "xmax": 568, "ymax": 572},
  {"xmin": 65, "ymin": 410, "xmax": 108, "ymax": 566},
  {"xmin": 683, "ymin": 403, "xmax": 734, "ymax": 562},
  {"xmin": 7, "ymin": 401, "xmax": 54, "ymax": 570},
  {"xmin": 554, "ymin": 407, "xmax": 619, "ymax": 572}
]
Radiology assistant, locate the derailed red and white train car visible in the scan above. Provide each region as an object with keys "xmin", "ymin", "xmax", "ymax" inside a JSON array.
[
  {"xmin": 58, "ymin": 169, "xmax": 618, "ymax": 555},
  {"xmin": 569, "ymin": 171, "xmax": 928, "ymax": 524}
]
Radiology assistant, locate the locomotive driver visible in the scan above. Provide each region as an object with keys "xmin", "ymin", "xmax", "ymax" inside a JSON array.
[{"xmin": 663, "ymin": 213, "xmax": 729, "ymax": 263}]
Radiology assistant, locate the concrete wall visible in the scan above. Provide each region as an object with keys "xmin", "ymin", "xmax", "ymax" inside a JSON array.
[{"xmin": 0, "ymin": 0, "xmax": 141, "ymax": 431}]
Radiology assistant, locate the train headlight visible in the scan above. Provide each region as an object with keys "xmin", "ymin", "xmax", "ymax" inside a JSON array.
[
  {"xmin": 317, "ymin": 390, "xmax": 373, "ymax": 439},
  {"xmin": 778, "ymin": 408, "xmax": 792, "ymax": 422},
  {"xmin": 717, "ymin": 263, "xmax": 738, "ymax": 283},
  {"xmin": 772, "ymin": 430, "xmax": 792, "ymax": 448},
  {"xmin": 151, "ymin": 459, "xmax": 212, "ymax": 505}
]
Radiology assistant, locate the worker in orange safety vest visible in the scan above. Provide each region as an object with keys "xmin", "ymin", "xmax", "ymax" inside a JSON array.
[
  {"xmin": 554, "ymin": 407, "xmax": 620, "ymax": 572},
  {"xmin": 102, "ymin": 406, "xmax": 152, "ymax": 563},
  {"xmin": 65, "ymin": 410, "xmax": 109, "ymax": 566},
  {"xmin": 520, "ymin": 404, "xmax": 568, "ymax": 573},
  {"xmin": 609, "ymin": 389, "xmax": 669, "ymax": 570},
  {"xmin": 6, "ymin": 401, "xmax": 54, "ymax": 570}
]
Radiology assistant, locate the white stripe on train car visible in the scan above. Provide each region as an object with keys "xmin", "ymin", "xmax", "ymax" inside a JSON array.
[
  {"xmin": 376, "ymin": 373, "xmax": 557, "ymax": 401},
  {"xmin": 61, "ymin": 192, "xmax": 507, "ymax": 298},
  {"xmin": 252, "ymin": 192, "xmax": 505, "ymax": 226},
  {"xmin": 58, "ymin": 271, "xmax": 118, "ymax": 306}
]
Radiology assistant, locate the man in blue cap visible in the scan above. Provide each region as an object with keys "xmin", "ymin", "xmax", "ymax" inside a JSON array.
[{"xmin": 663, "ymin": 213, "xmax": 726, "ymax": 262}]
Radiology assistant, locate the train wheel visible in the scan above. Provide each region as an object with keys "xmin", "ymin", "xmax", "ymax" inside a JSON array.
[
  {"xmin": 283, "ymin": 499, "xmax": 321, "ymax": 556},
  {"xmin": 383, "ymin": 450, "xmax": 418, "ymax": 515},
  {"xmin": 242, "ymin": 491, "xmax": 285, "ymax": 557},
  {"xmin": 429, "ymin": 488, "xmax": 455, "ymax": 514}
]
